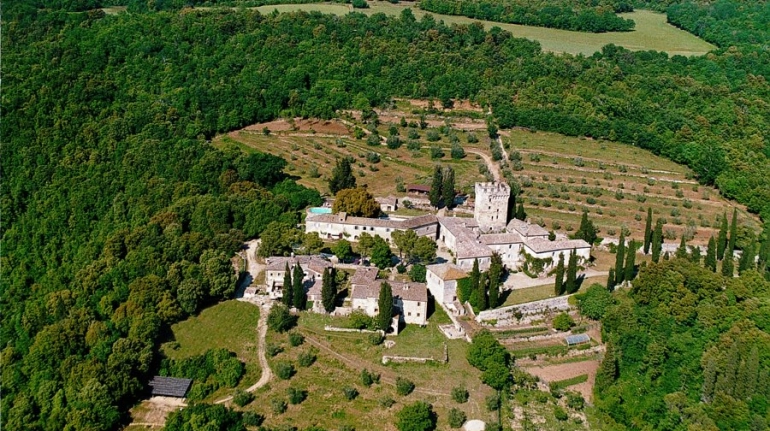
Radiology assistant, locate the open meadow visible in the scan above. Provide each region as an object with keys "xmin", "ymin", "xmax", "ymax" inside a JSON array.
[{"xmin": 253, "ymin": 3, "xmax": 715, "ymax": 56}]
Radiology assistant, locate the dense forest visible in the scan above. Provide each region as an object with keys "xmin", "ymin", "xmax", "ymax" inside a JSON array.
[
  {"xmin": 419, "ymin": 0, "xmax": 636, "ymax": 33},
  {"xmin": 1, "ymin": 0, "xmax": 769, "ymax": 429}
]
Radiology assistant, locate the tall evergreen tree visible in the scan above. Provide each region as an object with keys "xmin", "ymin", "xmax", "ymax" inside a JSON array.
[
  {"xmin": 488, "ymin": 253, "xmax": 503, "ymax": 308},
  {"xmin": 292, "ymin": 263, "xmax": 306, "ymax": 310},
  {"xmin": 596, "ymin": 342, "xmax": 618, "ymax": 392},
  {"xmin": 515, "ymin": 201, "xmax": 526, "ymax": 221},
  {"xmin": 565, "ymin": 249, "xmax": 578, "ymax": 294},
  {"xmin": 468, "ymin": 259, "xmax": 480, "ymax": 306},
  {"xmin": 624, "ymin": 240, "xmax": 636, "ymax": 282},
  {"xmin": 282, "ymin": 263, "xmax": 293, "ymax": 307},
  {"xmin": 507, "ymin": 188, "xmax": 517, "ymax": 223},
  {"xmin": 690, "ymin": 245, "xmax": 702, "ymax": 264},
  {"xmin": 321, "ymin": 267, "xmax": 336, "ymax": 313},
  {"xmin": 477, "ymin": 272, "xmax": 488, "ymax": 311},
  {"xmin": 643, "ymin": 207, "xmax": 653, "ymax": 254},
  {"xmin": 722, "ymin": 253, "xmax": 734, "ymax": 278},
  {"xmin": 442, "ymin": 167, "xmax": 456, "ymax": 209},
  {"xmin": 576, "ymin": 211, "xmax": 597, "ymax": 245},
  {"xmin": 728, "ymin": 207, "xmax": 738, "ymax": 254},
  {"xmin": 328, "ymin": 157, "xmax": 356, "ymax": 194},
  {"xmin": 429, "ymin": 165, "xmax": 443, "ymax": 208},
  {"xmin": 607, "ymin": 267, "xmax": 616, "ymax": 292},
  {"xmin": 377, "ymin": 282, "xmax": 393, "ymax": 332},
  {"xmin": 615, "ymin": 233, "xmax": 626, "ymax": 285},
  {"xmin": 758, "ymin": 225, "xmax": 770, "ymax": 274},
  {"xmin": 705, "ymin": 236, "xmax": 717, "ymax": 271},
  {"xmin": 702, "ymin": 357, "xmax": 717, "ymax": 402},
  {"xmin": 651, "ymin": 219, "xmax": 663, "ymax": 263},
  {"xmin": 675, "ymin": 236, "xmax": 689, "ymax": 260},
  {"xmin": 717, "ymin": 212, "xmax": 728, "ymax": 260},
  {"xmin": 554, "ymin": 253, "xmax": 565, "ymax": 296},
  {"xmin": 738, "ymin": 244, "xmax": 754, "ymax": 275}
]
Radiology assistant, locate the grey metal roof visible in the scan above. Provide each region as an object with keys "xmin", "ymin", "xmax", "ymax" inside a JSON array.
[
  {"xmin": 149, "ymin": 376, "xmax": 193, "ymax": 397},
  {"xmin": 565, "ymin": 333, "xmax": 591, "ymax": 346}
]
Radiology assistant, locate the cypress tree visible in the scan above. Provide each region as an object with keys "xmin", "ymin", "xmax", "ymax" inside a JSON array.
[
  {"xmin": 758, "ymin": 225, "xmax": 770, "ymax": 274},
  {"xmin": 690, "ymin": 245, "xmax": 702, "ymax": 264},
  {"xmin": 507, "ymin": 188, "xmax": 517, "ymax": 223},
  {"xmin": 321, "ymin": 267, "xmax": 336, "ymax": 313},
  {"xmin": 705, "ymin": 236, "xmax": 717, "ymax": 272},
  {"xmin": 607, "ymin": 267, "xmax": 616, "ymax": 292},
  {"xmin": 488, "ymin": 253, "xmax": 503, "ymax": 308},
  {"xmin": 702, "ymin": 357, "xmax": 717, "ymax": 402},
  {"xmin": 292, "ymin": 264, "xmax": 306, "ymax": 310},
  {"xmin": 745, "ymin": 346, "xmax": 760, "ymax": 399},
  {"xmin": 377, "ymin": 282, "xmax": 393, "ymax": 332},
  {"xmin": 282, "ymin": 263, "xmax": 293, "ymax": 307},
  {"xmin": 738, "ymin": 243, "xmax": 754, "ymax": 275},
  {"xmin": 596, "ymin": 342, "xmax": 618, "ymax": 392},
  {"xmin": 624, "ymin": 240, "xmax": 636, "ymax": 282},
  {"xmin": 663, "ymin": 251, "xmax": 670, "ymax": 261},
  {"xmin": 477, "ymin": 272, "xmax": 488, "ymax": 311},
  {"xmin": 643, "ymin": 207, "xmax": 653, "ymax": 254},
  {"xmin": 717, "ymin": 212, "xmax": 728, "ymax": 260},
  {"xmin": 554, "ymin": 253, "xmax": 565, "ymax": 296},
  {"xmin": 329, "ymin": 157, "xmax": 356, "ymax": 194},
  {"xmin": 675, "ymin": 236, "xmax": 688, "ymax": 260},
  {"xmin": 565, "ymin": 249, "xmax": 578, "ymax": 294},
  {"xmin": 722, "ymin": 253, "xmax": 734, "ymax": 277},
  {"xmin": 576, "ymin": 211, "xmax": 597, "ymax": 245},
  {"xmin": 442, "ymin": 167, "xmax": 456, "ymax": 209},
  {"xmin": 651, "ymin": 219, "xmax": 663, "ymax": 263},
  {"xmin": 615, "ymin": 233, "xmax": 625, "ymax": 285},
  {"xmin": 515, "ymin": 201, "xmax": 526, "ymax": 221},
  {"xmin": 728, "ymin": 207, "xmax": 738, "ymax": 254},
  {"xmin": 468, "ymin": 259, "xmax": 480, "ymax": 306},
  {"xmin": 429, "ymin": 165, "xmax": 443, "ymax": 208}
]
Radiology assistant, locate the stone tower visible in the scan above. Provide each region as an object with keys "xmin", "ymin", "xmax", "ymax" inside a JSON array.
[{"xmin": 474, "ymin": 182, "xmax": 511, "ymax": 232}]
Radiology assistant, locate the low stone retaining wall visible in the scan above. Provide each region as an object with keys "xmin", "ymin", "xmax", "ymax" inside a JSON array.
[
  {"xmin": 324, "ymin": 325, "xmax": 381, "ymax": 334},
  {"xmin": 477, "ymin": 296, "xmax": 572, "ymax": 326}
]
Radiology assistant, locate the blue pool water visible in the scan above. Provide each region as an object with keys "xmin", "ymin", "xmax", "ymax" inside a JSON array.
[{"xmin": 309, "ymin": 207, "xmax": 332, "ymax": 214}]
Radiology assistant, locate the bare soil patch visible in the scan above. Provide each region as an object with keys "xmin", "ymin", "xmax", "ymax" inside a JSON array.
[
  {"xmin": 128, "ymin": 396, "xmax": 186, "ymax": 428},
  {"xmin": 244, "ymin": 118, "xmax": 349, "ymax": 135},
  {"xmin": 524, "ymin": 360, "xmax": 599, "ymax": 402}
]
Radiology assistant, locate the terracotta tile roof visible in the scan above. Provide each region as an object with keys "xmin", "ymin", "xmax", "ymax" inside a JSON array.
[
  {"xmin": 307, "ymin": 213, "xmax": 437, "ymax": 230},
  {"xmin": 307, "ymin": 279, "xmax": 323, "ymax": 297},
  {"xmin": 353, "ymin": 281, "xmax": 428, "ymax": 303},
  {"xmin": 376, "ymin": 196, "xmax": 398, "ymax": 206},
  {"xmin": 350, "ymin": 267, "xmax": 379, "ymax": 286},
  {"xmin": 507, "ymin": 219, "xmax": 550, "ymax": 238},
  {"xmin": 265, "ymin": 255, "xmax": 332, "ymax": 272},
  {"xmin": 524, "ymin": 238, "xmax": 591, "ymax": 253},
  {"xmin": 480, "ymin": 233, "xmax": 523, "ymax": 245},
  {"xmin": 351, "ymin": 282, "xmax": 384, "ymax": 300},
  {"xmin": 427, "ymin": 263, "xmax": 467, "ymax": 281}
]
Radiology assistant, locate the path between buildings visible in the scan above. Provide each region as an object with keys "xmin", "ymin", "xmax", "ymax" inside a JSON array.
[{"xmin": 214, "ymin": 302, "xmax": 272, "ymax": 404}]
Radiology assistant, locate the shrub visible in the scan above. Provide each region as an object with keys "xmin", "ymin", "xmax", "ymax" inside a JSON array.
[
  {"xmin": 450, "ymin": 143, "xmax": 465, "ymax": 159},
  {"xmin": 485, "ymin": 393, "xmax": 500, "ymax": 411},
  {"xmin": 368, "ymin": 332, "xmax": 384, "ymax": 346},
  {"xmin": 233, "ymin": 389, "xmax": 255, "ymax": 407},
  {"xmin": 366, "ymin": 152, "xmax": 381, "ymax": 163},
  {"xmin": 430, "ymin": 146, "xmax": 444, "ymax": 159},
  {"xmin": 379, "ymin": 397, "xmax": 396, "ymax": 408},
  {"xmin": 343, "ymin": 387, "xmax": 359, "ymax": 401},
  {"xmin": 566, "ymin": 391, "xmax": 585, "ymax": 410},
  {"xmin": 271, "ymin": 398, "xmax": 288, "ymax": 414},
  {"xmin": 448, "ymin": 408, "xmax": 467, "ymax": 428},
  {"xmin": 266, "ymin": 343, "xmax": 284, "ymax": 357},
  {"xmin": 268, "ymin": 304, "xmax": 297, "ymax": 333},
  {"xmin": 426, "ymin": 130, "xmax": 441, "ymax": 142},
  {"xmin": 451, "ymin": 387, "xmax": 469, "ymax": 404},
  {"xmin": 407, "ymin": 128, "xmax": 420, "ymax": 139},
  {"xmin": 287, "ymin": 387, "xmax": 307, "ymax": 404},
  {"xmin": 361, "ymin": 369, "xmax": 380, "ymax": 387},
  {"xmin": 367, "ymin": 133, "xmax": 381, "ymax": 146},
  {"xmin": 552, "ymin": 312, "xmax": 575, "ymax": 331},
  {"xmin": 407, "ymin": 139, "xmax": 421, "ymax": 151},
  {"xmin": 242, "ymin": 412, "xmax": 264, "ymax": 427},
  {"xmin": 298, "ymin": 350, "xmax": 317, "ymax": 367},
  {"xmin": 554, "ymin": 406, "xmax": 569, "ymax": 421},
  {"xmin": 289, "ymin": 332, "xmax": 305, "ymax": 347},
  {"xmin": 275, "ymin": 361, "xmax": 295, "ymax": 380},
  {"xmin": 348, "ymin": 310, "xmax": 375, "ymax": 330},
  {"xmin": 466, "ymin": 133, "xmax": 478, "ymax": 143},
  {"xmin": 396, "ymin": 377, "xmax": 415, "ymax": 396}
]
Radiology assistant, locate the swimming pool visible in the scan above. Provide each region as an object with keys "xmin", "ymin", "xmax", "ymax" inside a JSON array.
[{"xmin": 308, "ymin": 207, "xmax": 332, "ymax": 214}]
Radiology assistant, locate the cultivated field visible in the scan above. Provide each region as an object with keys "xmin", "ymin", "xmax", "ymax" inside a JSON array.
[
  {"xmin": 216, "ymin": 117, "xmax": 490, "ymax": 198},
  {"xmin": 253, "ymin": 3, "xmax": 715, "ymax": 56}
]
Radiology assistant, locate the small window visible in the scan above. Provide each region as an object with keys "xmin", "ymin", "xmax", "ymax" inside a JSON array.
[
  {"xmin": 408, "ymin": 312, "xmax": 412, "ymax": 316},
  {"xmin": 417, "ymin": 302, "xmax": 421, "ymax": 306},
  {"xmin": 417, "ymin": 313, "xmax": 420, "ymax": 317},
  {"xmin": 354, "ymin": 226, "xmax": 359, "ymax": 230}
]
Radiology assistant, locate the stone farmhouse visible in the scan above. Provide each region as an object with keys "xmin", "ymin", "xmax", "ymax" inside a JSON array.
[
  {"xmin": 305, "ymin": 181, "xmax": 591, "ymax": 272},
  {"xmin": 426, "ymin": 263, "xmax": 467, "ymax": 307},
  {"xmin": 264, "ymin": 255, "xmax": 333, "ymax": 300},
  {"xmin": 350, "ymin": 267, "xmax": 428, "ymax": 326}
]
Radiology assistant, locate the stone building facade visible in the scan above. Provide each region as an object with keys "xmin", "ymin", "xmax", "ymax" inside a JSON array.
[{"xmin": 474, "ymin": 182, "xmax": 511, "ymax": 232}]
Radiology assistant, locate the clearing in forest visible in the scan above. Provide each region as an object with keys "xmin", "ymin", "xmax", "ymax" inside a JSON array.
[{"xmin": 252, "ymin": 3, "xmax": 715, "ymax": 56}]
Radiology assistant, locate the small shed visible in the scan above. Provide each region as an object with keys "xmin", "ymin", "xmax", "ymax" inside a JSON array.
[
  {"xmin": 407, "ymin": 184, "xmax": 431, "ymax": 195},
  {"xmin": 149, "ymin": 376, "xmax": 193, "ymax": 398},
  {"xmin": 565, "ymin": 333, "xmax": 591, "ymax": 347}
]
